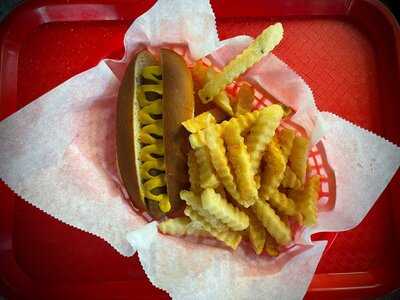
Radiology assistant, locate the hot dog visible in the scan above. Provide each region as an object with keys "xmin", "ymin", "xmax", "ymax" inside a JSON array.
[{"xmin": 116, "ymin": 49, "xmax": 194, "ymax": 218}]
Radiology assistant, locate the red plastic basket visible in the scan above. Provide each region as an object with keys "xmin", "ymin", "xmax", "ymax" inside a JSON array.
[{"xmin": 1, "ymin": 0, "xmax": 399, "ymax": 299}]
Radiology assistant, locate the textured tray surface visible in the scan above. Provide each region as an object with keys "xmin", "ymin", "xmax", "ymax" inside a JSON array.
[{"xmin": 1, "ymin": 1, "xmax": 399, "ymax": 298}]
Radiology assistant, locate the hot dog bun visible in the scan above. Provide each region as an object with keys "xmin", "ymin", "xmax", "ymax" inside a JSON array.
[
  {"xmin": 116, "ymin": 49, "xmax": 194, "ymax": 218},
  {"xmin": 161, "ymin": 49, "xmax": 195, "ymax": 215}
]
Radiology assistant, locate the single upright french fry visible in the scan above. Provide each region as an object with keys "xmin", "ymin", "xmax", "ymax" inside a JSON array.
[
  {"xmin": 281, "ymin": 167, "xmax": 302, "ymax": 189},
  {"xmin": 204, "ymin": 126, "xmax": 240, "ymax": 201},
  {"xmin": 199, "ymin": 23, "xmax": 284, "ymax": 103},
  {"xmin": 224, "ymin": 119, "xmax": 258, "ymax": 207},
  {"xmin": 252, "ymin": 199, "xmax": 292, "ymax": 245},
  {"xmin": 288, "ymin": 136, "xmax": 310, "ymax": 184},
  {"xmin": 260, "ymin": 140, "xmax": 286, "ymax": 197},
  {"xmin": 247, "ymin": 105, "xmax": 284, "ymax": 175},
  {"xmin": 193, "ymin": 146, "xmax": 220, "ymax": 189}
]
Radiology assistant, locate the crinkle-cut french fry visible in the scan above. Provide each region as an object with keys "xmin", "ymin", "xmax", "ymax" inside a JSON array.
[
  {"xmin": 252, "ymin": 199, "xmax": 292, "ymax": 245},
  {"xmin": 247, "ymin": 105, "xmax": 284, "ymax": 175},
  {"xmin": 278, "ymin": 128, "xmax": 296, "ymax": 160},
  {"xmin": 281, "ymin": 167, "xmax": 302, "ymax": 189},
  {"xmin": 204, "ymin": 126, "xmax": 241, "ymax": 201},
  {"xmin": 224, "ymin": 120, "xmax": 258, "ymax": 207},
  {"xmin": 268, "ymin": 190, "xmax": 297, "ymax": 216},
  {"xmin": 189, "ymin": 110, "xmax": 261, "ymax": 149},
  {"xmin": 259, "ymin": 141, "xmax": 297, "ymax": 215},
  {"xmin": 195, "ymin": 66, "xmax": 234, "ymax": 116},
  {"xmin": 246, "ymin": 210, "xmax": 266, "ymax": 255},
  {"xmin": 158, "ymin": 217, "xmax": 191, "ymax": 236},
  {"xmin": 187, "ymin": 151, "xmax": 202, "ymax": 194},
  {"xmin": 186, "ymin": 221, "xmax": 211, "ymax": 237},
  {"xmin": 235, "ymin": 110, "xmax": 261, "ymax": 133},
  {"xmin": 214, "ymin": 91, "xmax": 234, "ymax": 116},
  {"xmin": 201, "ymin": 188, "xmax": 249, "ymax": 231},
  {"xmin": 198, "ymin": 23, "xmax": 284, "ymax": 103},
  {"xmin": 290, "ymin": 175, "xmax": 320, "ymax": 226},
  {"xmin": 180, "ymin": 190, "xmax": 227, "ymax": 232},
  {"xmin": 260, "ymin": 140, "xmax": 286, "ymax": 198},
  {"xmin": 182, "ymin": 112, "xmax": 216, "ymax": 133},
  {"xmin": 194, "ymin": 146, "xmax": 219, "ymax": 189},
  {"xmin": 189, "ymin": 130, "xmax": 219, "ymax": 189},
  {"xmin": 184, "ymin": 207, "xmax": 242, "ymax": 250},
  {"xmin": 289, "ymin": 136, "xmax": 310, "ymax": 184},
  {"xmin": 189, "ymin": 131, "xmax": 206, "ymax": 149},
  {"xmin": 234, "ymin": 84, "xmax": 254, "ymax": 115},
  {"xmin": 265, "ymin": 232, "xmax": 280, "ymax": 257}
]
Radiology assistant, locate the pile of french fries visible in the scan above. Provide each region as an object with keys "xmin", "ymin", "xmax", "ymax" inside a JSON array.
[{"xmin": 158, "ymin": 22, "xmax": 320, "ymax": 256}]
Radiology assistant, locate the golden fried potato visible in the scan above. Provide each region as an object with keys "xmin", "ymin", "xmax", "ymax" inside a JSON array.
[
  {"xmin": 288, "ymin": 136, "xmax": 310, "ymax": 184},
  {"xmin": 224, "ymin": 120, "xmax": 258, "ymax": 207},
  {"xmin": 186, "ymin": 221, "xmax": 211, "ymax": 237},
  {"xmin": 182, "ymin": 112, "xmax": 216, "ymax": 133},
  {"xmin": 281, "ymin": 167, "xmax": 302, "ymax": 189},
  {"xmin": 187, "ymin": 151, "xmax": 202, "ymax": 194},
  {"xmin": 199, "ymin": 23, "xmax": 284, "ymax": 103},
  {"xmin": 214, "ymin": 91, "xmax": 234, "ymax": 116},
  {"xmin": 268, "ymin": 190, "xmax": 297, "ymax": 216},
  {"xmin": 158, "ymin": 217, "xmax": 191, "ymax": 236},
  {"xmin": 252, "ymin": 199, "xmax": 292, "ymax": 245},
  {"xmin": 246, "ymin": 210, "xmax": 266, "ymax": 255},
  {"xmin": 234, "ymin": 84, "xmax": 254, "ymax": 115},
  {"xmin": 204, "ymin": 126, "xmax": 240, "ymax": 201},
  {"xmin": 233, "ymin": 110, "xmax": 261, "ymax": 133},
  {"xmin": 201, "ymin": 188, "xmax": 249, "ymax": 231},
  {"xmin": 184, "ymin": 207, "xmax": 242, "ymax": 250},
  {"xmin": 290, "ymin": 175, "xmax": 320, "ymax": 226},
  {"xmin": 247, "ymin": 105, "xmax": 284, "ymax": 175},
  {"xmin": 260, "ymin": 140, "xmax": 286, "ymax": 198},
  {"xmin": 278, "ymin": 128, "xmax": 296, "ymax": 160},
  {"xmin": 180, "ymin": 190, "xmax": 227, "ymax": 232},
  {"xmin": 194, "ymin": 146, "xmax": 220, "ymax": 189},
  {"xmin": 189, "ymin": 109, "xmax": 261, "ymax": 148}
]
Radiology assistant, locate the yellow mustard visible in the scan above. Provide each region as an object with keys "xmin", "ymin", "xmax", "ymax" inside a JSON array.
[{"xmin": 138, "ymin": 66, "xmax": 171, "ymax": 213}]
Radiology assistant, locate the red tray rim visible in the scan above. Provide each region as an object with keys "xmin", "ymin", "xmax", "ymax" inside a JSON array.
[{"xmin": 1, "ymin": 0, "xmax": 399, "ymax": 298}]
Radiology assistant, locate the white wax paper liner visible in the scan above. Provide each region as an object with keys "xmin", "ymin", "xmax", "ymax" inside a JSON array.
[{"xmin": 0, "ymin": 0, "xmax": 399, "ymax": 299}]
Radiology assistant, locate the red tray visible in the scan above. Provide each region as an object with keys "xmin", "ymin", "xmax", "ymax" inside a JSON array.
[{"xmin": 1, "ymin": 0, "xmax": 399, "ymax": 299}]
